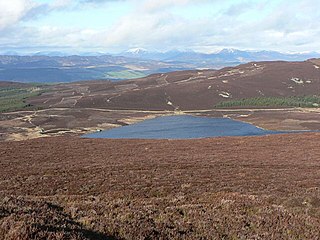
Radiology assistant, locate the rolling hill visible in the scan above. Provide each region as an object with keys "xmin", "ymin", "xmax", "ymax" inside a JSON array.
[{"xmin": 26, "ymin": 59, "xmax": 320, "ymax": 111}]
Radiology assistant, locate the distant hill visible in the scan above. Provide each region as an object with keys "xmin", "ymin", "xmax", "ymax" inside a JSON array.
[
  {"xmin": 0, "ymin": 55, "xmax": 190, "ymax": 83},
  {"xmin": 0, "ymin": 49, "xmax": 319, "ymax": 83},
  {"xmin": 120, "ymin": 48, "xmax": 320, "ymax": 68}
]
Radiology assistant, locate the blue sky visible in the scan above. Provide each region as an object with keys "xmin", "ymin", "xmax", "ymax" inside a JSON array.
[{"xmin": 0, "ymin": 0, "xmax": 319, "ymax": 54}]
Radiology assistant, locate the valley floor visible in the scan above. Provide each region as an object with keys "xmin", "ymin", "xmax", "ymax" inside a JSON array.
[
  {"xmin": 1, "ymin": 133, "xmax": 320, "ymax": 239},
  {"xmin": 1, "ymin": 107, "xmax": 320, "ymax": 141}
]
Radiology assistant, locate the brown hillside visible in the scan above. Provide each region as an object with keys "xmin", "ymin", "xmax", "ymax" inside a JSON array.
[
  {"xmin": 1, "ymin": 133, "xmax": 320, "ymax": 239},
  {"xmin": 27, "ymin": 60, "xmax": 320, "ymax": 111}
]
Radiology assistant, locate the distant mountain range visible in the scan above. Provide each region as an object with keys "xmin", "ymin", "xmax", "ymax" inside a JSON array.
[
  {"xmin": 0, "ymin": 55, "xmax": 190, "ymax": 83},
  {"xmin": 0, "ymin": 48, "xmax": 319, "ymax": 83},
  {"xmin": 120, "ymin": 48, "xmax": 320, "ymax": 68}
]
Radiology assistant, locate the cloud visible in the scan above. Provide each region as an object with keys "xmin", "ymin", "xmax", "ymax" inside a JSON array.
[
  {"xmin": 1, "ymin": 0, "xmax": 320, "ymax": 53},
  {"xmin": 0, "ymin": 0, "xmax": 37, "ymax": 30},
  {"xmin": 80, "ymin": 0, "xmax": 121, "ymax": 2},
  {"xmin": 142, "ymin": 0, "xmax": 191, "ymax": 12},
  {"xmin": 0, "ymin": 0, "xmax": 75, "ymax": 31},
  {"xmin": 224, "ymin": 0, "xmax": 257, "ymax": 16},
  {"xmin": 79, "ymin": 0, "xmax": 125, "ymax": 5}
]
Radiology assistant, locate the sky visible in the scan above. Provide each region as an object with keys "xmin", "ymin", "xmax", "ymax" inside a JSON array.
[{"xmin": 0, "ymin": 0, "xmax": 319, "ymax": 54}]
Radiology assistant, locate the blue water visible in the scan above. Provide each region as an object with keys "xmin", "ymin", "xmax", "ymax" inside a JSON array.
[{"xmin": 83, "ymin": 115, "xmax": 293, "ymax": 139}]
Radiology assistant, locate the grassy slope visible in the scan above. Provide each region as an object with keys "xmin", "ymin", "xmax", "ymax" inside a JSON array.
[
  {"xmin": 0, "ymin": 86, "xmax": 45, "ymax": 112},
  {"xmin": 104, "ymin": 70, "xmax": 147, "ymax": 79}
]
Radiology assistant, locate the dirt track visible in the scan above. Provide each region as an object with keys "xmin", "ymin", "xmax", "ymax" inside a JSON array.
[{"xmin": 1, "ymin": 134, "xmax": 320, "ymax": 239}]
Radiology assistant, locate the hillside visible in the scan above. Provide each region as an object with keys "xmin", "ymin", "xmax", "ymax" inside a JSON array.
[
  {"xmin": 1, "ymin": 133, "xmax": 320, "ymax": 239},
  {"xmin": 27, "ymin": 59, "xmax": 320, "ymax": 111},
  {"xmin": 1, "ymin": 60, "xmax": 320, "ymax": 239}
]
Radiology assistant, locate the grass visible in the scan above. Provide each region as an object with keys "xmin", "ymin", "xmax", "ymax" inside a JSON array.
[
  {"xmin": 0, "ymin": 86, "xmax": 45, "ymax": 112},
  {"xmin": 215, "ymin": 95, "xmax": 320, "ymax": 108}
]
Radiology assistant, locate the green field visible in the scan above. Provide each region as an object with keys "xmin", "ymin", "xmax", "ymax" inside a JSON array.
[
  {"xmin": 215, "ymin": 96, "xmax": 320, "ymax": 108},
  {"xmin": 0, "ymin": 86, "xmax": 45, "ymax": 112},
  {"xmin": 104, "ymin": 70, "xmax": 147, "ymax": 80}
]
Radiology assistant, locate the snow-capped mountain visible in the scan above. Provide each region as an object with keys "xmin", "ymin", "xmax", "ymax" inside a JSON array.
[
  {"xmin": 119, "ymin": 48, "xmax": 320, "ymax": 67},
  {"xmin": 125, "ymin": 48, "xmax": 148, "ymax": 55}
]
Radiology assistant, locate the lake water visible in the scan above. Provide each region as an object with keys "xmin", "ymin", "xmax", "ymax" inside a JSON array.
[{"xmin": 83, "ymin": 115, "xmax": 292, "ymax": 139}]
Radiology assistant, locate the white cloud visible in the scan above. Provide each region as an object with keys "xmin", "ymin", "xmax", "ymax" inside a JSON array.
[
  {"xmin": 142, "ymin": 0, "xmax": 191, "ymax": 12},
  {"xmin": 0, "ymin": 0, "xmax": 75, "ymax": 31},
  {"xmin": 1, "ymin": 0, "xmax": 320, "ymax": 53},
  {"xmin": 0, "ymin": 0, "xmax": 37, "ymax": 30},
  {"xmin": 52, "ymin": 0, "xmax": 74, "ymax": 8}
]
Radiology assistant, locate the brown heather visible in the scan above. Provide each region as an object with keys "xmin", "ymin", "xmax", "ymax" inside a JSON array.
[{"xmin": 1, "ymin": 133, "xmax": 320, "ymax": 239}]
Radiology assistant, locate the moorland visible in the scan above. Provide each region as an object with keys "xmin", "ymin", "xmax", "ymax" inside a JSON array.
[{"xmin": 1, "ymin": 58, "xmax": 320, "ymax": 239}]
